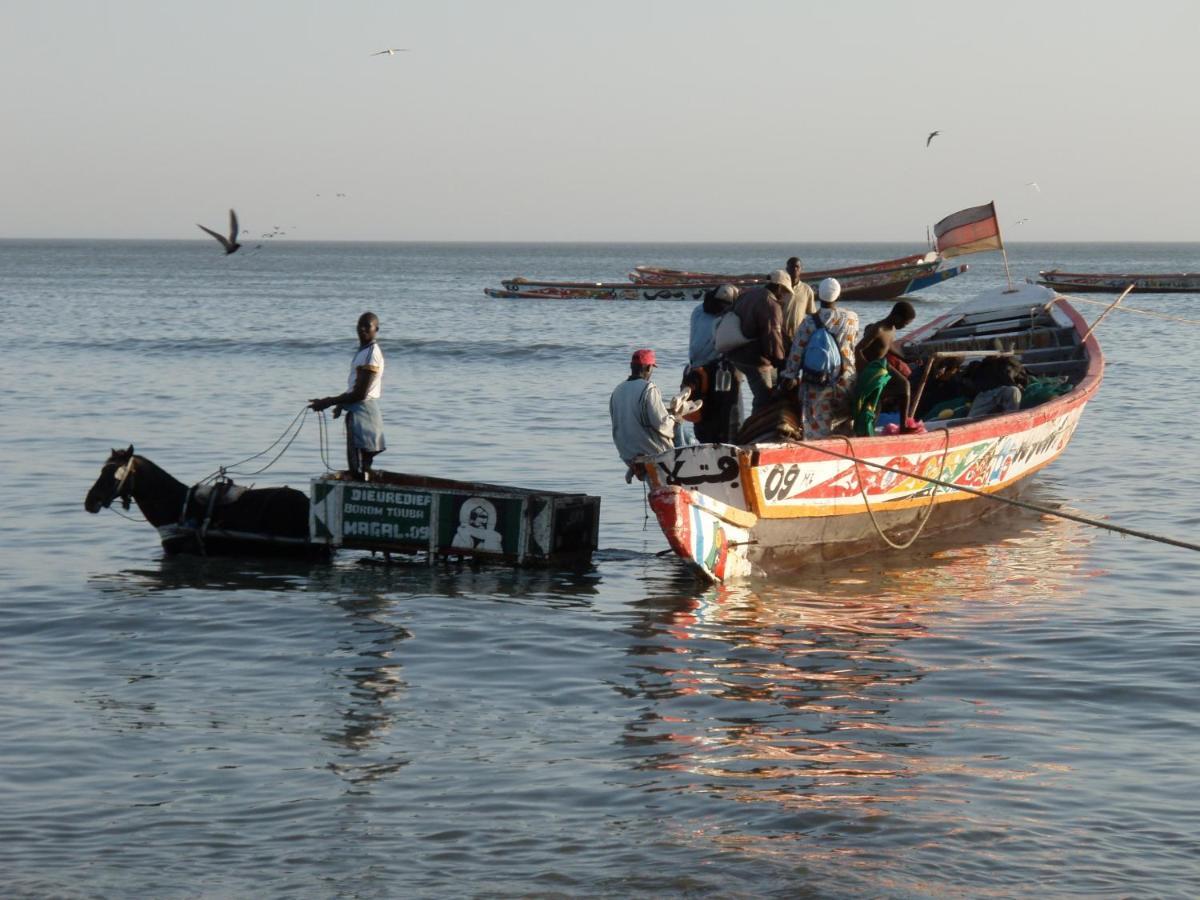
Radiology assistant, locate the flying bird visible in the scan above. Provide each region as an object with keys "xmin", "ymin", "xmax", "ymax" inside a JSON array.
[
  {"xmin": 1026, "ymin": 181, "xmax": 1041, "ymax": 192},
  {"xmin": 197, "ymin": 209, "xmax": 241, "ymax": 255},
  {"xmin": 371, "ymin": 48, "xmax": 410, "ymax": 56},
  {"xmin": 926, "ymin": 130, "xmax": 941, "ymax": 147},
  {"xmin": 1014, "ymin": 217, "xmax": 1030, "ymax": 225}
]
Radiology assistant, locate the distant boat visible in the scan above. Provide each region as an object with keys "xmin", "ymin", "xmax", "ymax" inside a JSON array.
[
  {"xmin": 642, "ymin": 283, "xmax": 1101, "ymax": 584},
  {"xmin": 490, "ymin": 261, "xmax": 968, "ymax": 302},
  {"xmin": 630, "ymin": 252, "xmax": 940, "ymax": 285},
  {"xmin": 1037, "ymin": 270, "xmax": 1200, "ymax": 294}
]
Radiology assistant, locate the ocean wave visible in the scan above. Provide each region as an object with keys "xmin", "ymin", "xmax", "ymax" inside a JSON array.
[{"xmin": 34, "ymin": 335, "xmax": 608, "ymax": 362}]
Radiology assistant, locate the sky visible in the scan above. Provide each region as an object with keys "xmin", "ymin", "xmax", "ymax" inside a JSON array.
[{"xmin": 2, "ymin": 0, "xmax": 1198, "ymax": 242}]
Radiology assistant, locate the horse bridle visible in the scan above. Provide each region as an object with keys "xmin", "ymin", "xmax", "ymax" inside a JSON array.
[{"xmin": 106, "ymin": 457, "xmax": 136, "ymax": 510}]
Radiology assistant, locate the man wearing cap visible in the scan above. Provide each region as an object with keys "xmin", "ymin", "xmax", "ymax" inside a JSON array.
[
  {"xmin": 725, "ymin": 269, "xmax": 791, "ymax": 415},
  {"xmin": 781, "ymin": 257, "xmax": 817, "ymax": 349},
  {"xmin": 780, "ymin": 277, "xmax": 860, "ymax": 439},
  {"xmin": 610, "ymin": 349, "xmax": 698, "ymax": 482}
]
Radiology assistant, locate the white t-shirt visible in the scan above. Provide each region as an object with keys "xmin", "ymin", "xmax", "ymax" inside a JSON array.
[{"xmin": 348, "ymin": 342, "xmax": 385, "ymax": 399}]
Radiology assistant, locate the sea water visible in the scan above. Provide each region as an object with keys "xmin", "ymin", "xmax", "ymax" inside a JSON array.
[{"xmin": 1, "ymin": 240, "xmax": 1198, "ymax": 897}]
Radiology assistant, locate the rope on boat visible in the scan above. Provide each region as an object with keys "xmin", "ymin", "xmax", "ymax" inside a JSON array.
[
  {"xmin": 200, "ymin": 405, "xmax": 310, "ymax": 482},
  {"xmin": 1057, "ymin": 293, "xmax": 1200, "ymax": 326},
  {"xmin": 796, "ymin": 440, "xmax": 1200, "ymax": 554},
  {"xmin": 316, "ymin": 409, "xmax": 337, "ymax": 472},
  {"xmin": 839, "ymin": 426, "xmax": 951, "ymax": 550}
]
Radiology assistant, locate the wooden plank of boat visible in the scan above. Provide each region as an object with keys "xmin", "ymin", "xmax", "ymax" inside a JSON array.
[
  {"xmin": 894, "ymin": 263, "xmax": 969, "ymax": 297},
  {"xmin": 642, "ymin": 283, "xmax": 1102, "ymax": 583},
  {"xmin": 631, "ymin": 252, "xmax": 940, "ymax": 284},
  {"xmin": 496, "ymin": 259, "xmax": 949, "ymax": 303},
  {"xmin": 495, "ymin": 279, "xmax": 712, "ymax": 302},
  {"xmin": 309, "ymin": 470, "xmax": 600, "ymax": 568},
  {"xmin": 1037, "ymin": 270, "xmax": 1200, "ymax": 294},
  {"xmin": 837, "ymin": 262, "xmax": 967, "ymax": 301}
]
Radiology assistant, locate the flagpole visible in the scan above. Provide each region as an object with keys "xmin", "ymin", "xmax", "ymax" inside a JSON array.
[{"xmin": 996, "ymin": 202, "xmax": 1014, "ymax": 292}]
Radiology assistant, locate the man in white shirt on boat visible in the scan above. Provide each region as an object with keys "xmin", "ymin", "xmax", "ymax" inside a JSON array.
[
  {"xmin": 309, "ymin": 311, "xmax": 387, "ymax": 480},
  {"xmin": 610, "ymin": 348, "xmax": 698, "ymax": 482}
]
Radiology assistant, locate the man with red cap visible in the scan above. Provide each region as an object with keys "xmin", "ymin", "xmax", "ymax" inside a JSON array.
[{"xmin": 610, "ymin": 348, "xmax": 698, "ymax": 482}]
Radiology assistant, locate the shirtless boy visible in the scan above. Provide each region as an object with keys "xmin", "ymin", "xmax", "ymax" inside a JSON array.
[{"xmin": 853, "ymin": 301, "xmax": 916, "ymax": 435}]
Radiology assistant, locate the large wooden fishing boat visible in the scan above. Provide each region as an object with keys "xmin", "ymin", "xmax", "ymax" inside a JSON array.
[
  {"xmin": 642, "ymin": 283, "xmax": 1102, "ymax": 583},
  {"xmin": 630, "ymin": 252, "xmax": 939, "ymax": 284},
  {"xmin": 1037, "ymin": 270, "xmax": 1200, "ymax": 294},
  {"xmin": 491, "ymin": 261, "xmax": 967, "ymax": 303}
]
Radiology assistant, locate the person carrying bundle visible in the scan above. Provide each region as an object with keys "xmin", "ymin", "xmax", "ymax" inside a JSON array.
[
  {"xmin": 720, "ymin": 270, "xmax": 791, "ymax": 416},
  {"xmin": 610, "ymin": 349, "xmax": 701, "ymax": 482},
  {"xmin": 682, "ymin": 284, "xmax": 741, "ymax": 443}
]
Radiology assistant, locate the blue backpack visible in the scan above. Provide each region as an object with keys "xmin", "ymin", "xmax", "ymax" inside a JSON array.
[{"xmin": 801, "ymin": 313, "xmax": 843, "ymax": 386}]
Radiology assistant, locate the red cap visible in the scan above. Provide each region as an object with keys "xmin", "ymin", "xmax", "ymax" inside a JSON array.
[{"xmin": 631, "ymin": 348, "xmax": 657, "ymax": 367}]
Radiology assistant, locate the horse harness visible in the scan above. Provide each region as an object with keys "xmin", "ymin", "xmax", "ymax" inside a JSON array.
[
  {"xmin": 110, "ymin": 457, "xmax": 136, "ymax": 510},
  {"xmin": 178, "ymin": 475, "xmax": 244, "ymax": 555}
]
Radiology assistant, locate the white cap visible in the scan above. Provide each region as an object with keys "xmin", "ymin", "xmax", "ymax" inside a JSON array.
[
  {"xmin": 714, "ymin": 283, "xmax": 740, "ymax": 302},
  {"xmin": 818, "ymin": 277, "xmax": 842, "ymax": 303},
  {"xmin": 767, "ymin": 269, "xmax": 793, "ymax": 289}
]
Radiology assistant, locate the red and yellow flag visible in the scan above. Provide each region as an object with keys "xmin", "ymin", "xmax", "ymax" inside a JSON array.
[{"xmin": 934, "ymin": 202, "xmax": 1003, "ymax": 258}]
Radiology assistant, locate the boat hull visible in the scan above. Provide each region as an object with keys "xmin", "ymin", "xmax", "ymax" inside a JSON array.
[
  {"xmin": 631, "ymin": 252, "xmax": 940, "ymax": 284},
  {"xmin": 643, "ymin": 289, "xmax": 1102, "ymax": 582},
  {"xmin": 1038, "ymin": 270, "xmax": 1200, "ymax": 293},
  {"xmin": 493, "ymin": 261, "xmax": 965, "ymax": 303}
]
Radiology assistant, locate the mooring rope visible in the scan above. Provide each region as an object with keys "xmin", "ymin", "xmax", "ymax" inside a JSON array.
[
  {"xmin": 838, "ymin": 425, "xmax": 951, "ymax": 550},
  {"xmin": 795, "ymin": 438, "xmax": 1200, "ymax": 553},
  {"xmin": 1059, "ymin": 293, "xmax": 1200, "ymax": 326}
]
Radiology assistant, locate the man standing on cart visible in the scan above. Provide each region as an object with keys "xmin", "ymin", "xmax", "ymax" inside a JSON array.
[{"xmin": 309, "ymin": 311, "xmax": 386, "ymax": 480}]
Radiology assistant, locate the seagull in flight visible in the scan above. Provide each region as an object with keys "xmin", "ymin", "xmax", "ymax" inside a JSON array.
[
  {"xmin": 197, "ymin": 209, "xmax": 241, "ymax": 255},
  {"xmin": 371, "ymin": 48, "xmax": 410, "ymax": 56},
  {"xmin": 1014, "ymin": 217, "xmax": 1030, "ymax": 225},
  {"xmin": 1026, "ymin": 181, "xmax": 1041, "ymax": 192},
  {"xmin": 926, "ymin": 130, "xmax": 941, "ymax": 147}
]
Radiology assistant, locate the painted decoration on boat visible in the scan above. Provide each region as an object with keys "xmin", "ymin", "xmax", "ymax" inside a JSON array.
[
  {"xmin": 309, "ymin": 474, "xmax": 601, "ymax": 567},
  {"xmin": 439, "ymin": 493, "xmax": 522, "ymax": 556},
  {"xmin": 746, "ymin": 411, "xmax": 1081, "ymax": 518},
  {"xmin": 312, "ymin": 481, "xmax": 433, "ymax": 546}
]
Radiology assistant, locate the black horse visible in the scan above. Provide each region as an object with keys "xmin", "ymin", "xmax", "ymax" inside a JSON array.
[{"xmin": 85, "ymin": 445, "xmax": 326, "ymax": 559}]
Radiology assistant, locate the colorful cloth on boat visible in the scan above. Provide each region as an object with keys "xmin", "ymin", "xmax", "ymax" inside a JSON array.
[
  {"xmin": 1020, "ymin": 376, "xmax": 1071, "ymax": 409},
  {"xmin": 969, "ymin": 385, "xmax": 1022, "ymax": 417},
  {"xmin": 782, "ymin": 306, "xmax": 860, "ymax": 439},
  {"xmin": 927, "ymin": 397, "xmax": 970, "ymax": 420},
  {"xmin": 610, "ymin": 377, "xmax": 676, "ymax": 464},
  {"xmin": 853, "ymin": 357, "xmax": 891, "ymax": 436}
]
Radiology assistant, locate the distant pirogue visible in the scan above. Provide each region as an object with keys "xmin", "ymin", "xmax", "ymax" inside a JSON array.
[{"xmin": 487, "ymin": 254, "xmax": 968, "ymax": 302}]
